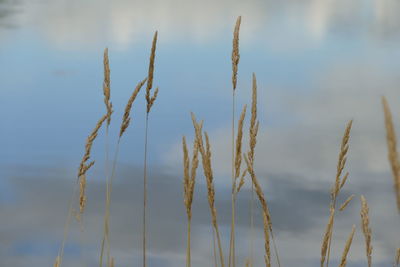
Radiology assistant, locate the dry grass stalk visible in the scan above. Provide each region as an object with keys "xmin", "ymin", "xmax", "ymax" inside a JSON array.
[
  {"xmin": 235, "ymin": 105, "xmax": 247, "ymax": 182},
  {"xmin": 231, "ymin": 16, "xmax": 241, "ymax": 91},
  {"xmin": 103, "ymin": 48, "xmax": 113, "ymax": 126},
  {"xmin": 248, "ymin": 73, "xmax": 258, "ymax": 164},
  {"xmin": 119, "ymin": 78, "xmax": 147, "ymax": 137},
  {"xmin": 237, "ymin": 169, "xmax": 247, "ymax": 195},
  {"xmin": 182, "ymin": 135, "xmax": 200, "ymax": 267},
  {"xmin": 360, "ymin": 195, "xmax": 372, "ymax": 267},
  {"xmin": 230, "ymin": 104, "xmax": 246, "ymax": 267},
  {"xmin": 142, "ymin": 31, "xmax": 159, "ymax": 267},
  {"xmin": 53, "ymin": 256, "xmax": 60, "ymax": 267},
  {"xmin": 339, "ymin": 172, "xmax": 349, "ymax": 190},
  {"xmin": 395, "ymin": 248, "xmax": 400, "ymax": 266},
  {"xmin": 146, "ymin": 31, "xmax": 159, "ymax": 113},
  {"xmin": 339, "ymin": 195, "xmax": 355, "ymax": 212},
  {"xmin": 244, "ymin": 154, "xmax": 271, "ymax": 267},
  {"xmin": 78, "ymin": 114, "xmax": 108, "ymax": 215},
  {"xmin": 325, "ymin": 121, "xmax": 353, "ymax": 267},
  {"xmin": 191, "ymin": 113, "xmax": 225, "ymax": 267},
  {"xmin": 332, "ymin": 120, "xmax": 353, "ymax": 202},
  {"xmin": 382, "ymin": 96, "xmax": 400, "ymax": 212},
  {"xmin": 230, "ymin": 16, "xmax": 242, "ymax": 267},
  {"xmin": 321, "ymin": 208, "xmax": 335, "ymax": 267},
  {"xmin": 338, "ymin": 225, "xmax": 356, "ymax": 267},
  {"xmin": 110, "ymin": 257, "xmax": 115, "ymax": 267},
  {"xmin": 78, "ymin": 114, "xmax": 108, "ymax": 177}
]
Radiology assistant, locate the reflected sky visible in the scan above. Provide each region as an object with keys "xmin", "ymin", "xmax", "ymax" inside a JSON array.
[{"xmin": 1, "ymin": 0, "xmax": 400, "ymax": 266}]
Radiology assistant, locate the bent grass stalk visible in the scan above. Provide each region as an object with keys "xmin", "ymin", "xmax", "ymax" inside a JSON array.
[
  {"xmin": 192, "ymin": 113, "xmax": 225, "ymax": 267},
  {"xmin": 382, "ymin": 96, "xmax": 400, "ymax": 213}
]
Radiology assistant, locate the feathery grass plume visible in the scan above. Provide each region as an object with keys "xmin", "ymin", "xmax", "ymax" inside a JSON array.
[
  {"xmin": 78, "ymin": 114, "xmax": 108, "ymax": 214},
  {"xmin": 249, "ymin": 73, "xmax": 258, "ymax": 164},
  {"xmin": 325, "ymin": 120, "xmax": 353, "ymax": 267},
  {"xmin": 321, "ymin": 208, "xmax": 335, "ymax": 267},
  {"xmin": 191, "ymin": 113, "xmax": 225, "ymax": 267},
  {"xmin": 235, "ymin": 105, "xmax": 247, "ymax": 182},
  {"xmin": 145, "ymin": 31, "xmax": 159, "ymax": 113},
  {"xmin": 103, "ymin": 48, "xmax": 113, "ymax": 126},
  {"xmin": 339, "ymin": 195, "xmax": 355, "ymax": 212},
  {"xmin": 231, "ymin": 16, "xmax": 241, "ymax": 91},
  {"xmin": 230, "ymin": 104, "xmax": 246, "ymax": 267},
  {"xmin": 338, "ymin": 225, "xmax": 356, "ymax": 267},
  {"xmin": 182, "ymin": 135, "xmax": 200, "ymax": 267},
  {"xmin": 237, "ymin": 169, "xmax": 247, "ymax": 195},
  {"xmin": 229, "ymin": 16, "xmax": 242, "ymax": 267},
  {"xmin": 245, "ymin": 73, "xmax": 281, "ymax": 267},
  {"xmin": 395, "ymin": 248, "xmax": 400, "ymax": 266},
  {"xmin": 142, "ymin": 30, "xmax": 159, "ymax": 267},
  {"xmin": 332, "ymin": 120, "xmax": 353, "ymax": 202},
  {"xmin": 247, "ymin": 73, "xmax": 258, "ymax": 266},
  {"xmin": 382, "ymin": 96, "xmax": 400, "ymax": 212},
  {"xmin": 101, "ymin": 47, "xmax": 113, "ymax": 267},
  {"xmin": 119, "ymin": 78, "xmax": 148, "ymax": 137},
  {"xmin": 360, "ymin": 195, "xmax": 372, "ymax": 267}
]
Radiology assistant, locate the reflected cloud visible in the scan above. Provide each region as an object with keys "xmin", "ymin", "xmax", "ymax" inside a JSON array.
[{"xmin": 1, "ymin": 0, "xmax": 399, "ymax": 49}]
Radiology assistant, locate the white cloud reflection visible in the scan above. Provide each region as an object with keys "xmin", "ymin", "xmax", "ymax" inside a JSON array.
[{"xmin": 0, "ymin": 0, "xmax": 398, "ymax": 50}]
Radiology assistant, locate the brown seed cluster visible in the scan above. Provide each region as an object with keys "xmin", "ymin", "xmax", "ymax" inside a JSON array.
[
  {"xmin": 103, "ymin": 48, "xmax": 113, "ymax": 126},
  {"xmin": 78, "ymin": 114, "xmax": 108, "ymax": 214},
  {"xmin": 360, "ymin": 195, "xmax": 373, "ymax": 267},
  {"xmin": 182, "ymin": 135, "xmax": 200, "ymax": 220},
  {"xmin": 231, "ymin": 16, "xmax": 241, "ymax": 91},
  {"xmin": 338, "ymin": 225, "xmax": 356, "ymax": 267},
  {"xmin": 146, "ymin": 31, "xmax": 159, "ymax": 113},
  {"xmin": 119, "ymin": 78, "xmax": 148, "ymax": 137},
  {"xmin": 382, "ymin": 96, "xmax": 400, "ymax": 212}
]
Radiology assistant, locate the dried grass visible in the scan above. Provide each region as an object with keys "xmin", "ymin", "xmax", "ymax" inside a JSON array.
[
  {"xmin": 119, "ymin": 78, "xmax": 147, "ymax": 137},
  {"xmin": 103, "ymin": 48, "xmax": 113, "ymax": 126},
  {"xmin": 78, "ymin": 114, "xmax": 108, "ymax": 214},
  {"xmin": 231, "ymin": 16, "xmax": 241, "ymax": 91},
  {"xmin": 182, "ymin": 135, "xmax": 200, "ymax": 267},
  {"xmin": 338, "ymin": 225, "xmax": 356, "ymax": 267},
  {"xmin": 191, "ymin": 113, "xmax": 225, "ymax": 267},
  {"xmin": 146, "ymin": 31, "xmax": 159, "ymax": 113},
  {"xmin": 321, "ymin": 208, "xmax": 335, "ymax": 267},
  {"xmin": 360, "ymin": 195, "xmax": 373, "ymax": 267},
  {"xmin": 382, "ymin": 96, "xmax": 400, "ymax": 212},
  {"xmin": 339, "ymin": 195, "xmax": 355, "ymax": 212}
]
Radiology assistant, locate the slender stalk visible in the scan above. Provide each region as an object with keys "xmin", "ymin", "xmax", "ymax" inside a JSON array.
[
  {"xmin": 229, "ymin": 90, "xmax": 236, "ymax": 267},
  {"xmin": 186, "ymin": 220, "xmax": 192, "ymax": 267},
  {"xmin": 143, "ymin": 114, "xmax": 149, "ymax": 267},
  {"xmin": 212, "ymin": 226, "xmax": 218, "ymax": 267},
  {"xmin": 250, "ymin": 183, "xmax": 254, "ymax": 267}
]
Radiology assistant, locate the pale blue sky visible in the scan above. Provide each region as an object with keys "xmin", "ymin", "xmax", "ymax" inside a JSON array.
[{"xmin": 1, "ymin": 0, "xmax": 400, "ymax": 266}]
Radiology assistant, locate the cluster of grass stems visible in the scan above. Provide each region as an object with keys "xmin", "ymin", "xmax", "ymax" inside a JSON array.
[{"xmin": 53, "ymin": 17, "xmax": 400, "ymax": 267}]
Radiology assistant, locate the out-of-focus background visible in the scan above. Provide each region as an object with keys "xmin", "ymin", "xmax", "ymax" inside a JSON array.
[{"xmin": 1, "ymin": 0, "xmax": 399, "ymax": 266}]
